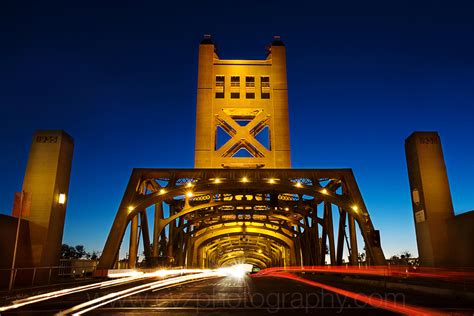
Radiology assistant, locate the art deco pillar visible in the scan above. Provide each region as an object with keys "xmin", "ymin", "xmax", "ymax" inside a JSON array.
[
  {"xmin": 20, "ymin": 130, "xmax": 74, "ymax": 269},
  {"xmin": 405, "ymin": 132, "xmax": 454, "ymax": 267}
]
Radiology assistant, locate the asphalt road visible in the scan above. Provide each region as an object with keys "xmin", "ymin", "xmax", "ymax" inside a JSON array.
[
  {"xmin": 2, "ymin": 272, "xmax": 473, "ymax": 315},
  {"xmin": 87, "ymin": 275, "xmax": 397, "ymax": 315},
  {"xmin": 0, "ymin": 274, "xmax": 395, "ymax": 315}
]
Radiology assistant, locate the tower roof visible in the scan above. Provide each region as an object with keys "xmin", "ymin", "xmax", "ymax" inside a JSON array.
[
  {"xmin": 200, "ymin": 34, "xmax": 214, "ymax": 45},
  {"xmin": 272, "ymin": 35, "xmax": 285, "ymax": 46}
]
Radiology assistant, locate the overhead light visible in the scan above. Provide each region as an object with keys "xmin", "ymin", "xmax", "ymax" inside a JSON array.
[
  {"xmin": 351, "ymin": 205, "xmax": 359, "ymax": 212},
  {"xmin": 268, "ymin": 178, "xmax": 275, "ymax": 184},
  {"xmin": 186, "ymin": 191, "xmax": 194, "ymax": 198},
  {"xmin": 186, "ymin": 182, "xmax": 193, "ymax": 188},
  {"xmin": 58, "ymin": 193, "xmax": 66, "ymax": 205},
  {"xmin": 214, "ymin": 178, "xmax": 221, "ymax": 184},
  {"xmin": 159, "ymin": 189, "xmax": 166, "ymax": 194},
  {"xmin": 258, "ymin": 249, "xmax": 262, "ymax": 254},
  {"xmin": 295, "ymin": 182, "xmax": 302, "ymax": 188},
  {"xmin": 321, "ymin": 188, "xmax": 328, "ymax": 195},
  {"xmin": 127, "ymin": 206, "xmax": 134, "ymax": 212},
  {"xmin": 284, "ymin": 207, "xmax": 289, "ymax": 211},
  {"xmin": 241, "ymin": 177, "xmax": 248, "ymax": 183}
]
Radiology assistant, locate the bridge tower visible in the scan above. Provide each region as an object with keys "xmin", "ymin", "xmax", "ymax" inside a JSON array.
[
  {"xmin": 195, "ymin": 35, "xmax": 291, "ymax": 168},
  {"xmin": 98, "ymin": 37, "xmax": 387, "ymax": 271}
]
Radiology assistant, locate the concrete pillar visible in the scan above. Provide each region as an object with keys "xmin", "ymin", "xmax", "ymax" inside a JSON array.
[
  {"xmin": 19, "ymin": 131, "xmax": 74, "ymax": 269},
  {"xmin": 405, "ymin": 132, "xmax": 454, "ymax": 267}
]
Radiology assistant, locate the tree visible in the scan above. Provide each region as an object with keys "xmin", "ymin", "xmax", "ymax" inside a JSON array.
[
  {"xmin": 61, "ymin": 244, "xmax": 75, "ymax": 259},
  {"xmin": 400, "ymin": 251, "xmax": 412, "ymax": 259},
  {"xmin": 90, "ymin": 251, "xmax": 100, "ymax": 260},
  {"xmin": 74, "ymin": 245, "xmax": 87, "ymax": 259},
  {"xmin": 400, "ymin": 250, "xmax": 412, "ymax": 265},
  {"xmin": 61, "ymin": 244, "xmax": 95, "ymax": 259}
]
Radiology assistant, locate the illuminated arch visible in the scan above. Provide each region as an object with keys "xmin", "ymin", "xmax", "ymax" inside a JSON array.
[{"xmin": 98, "ymin": 169, "xmax": 386, "ymax": 270}]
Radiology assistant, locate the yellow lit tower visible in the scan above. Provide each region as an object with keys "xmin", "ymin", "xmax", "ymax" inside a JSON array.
[
  {"xmin": 194, "ymin": 35, "xmax": 291, "ymax": 168},
  {"xmin": 20, "ymin": 130, "xmax": 74, "ymax": 268},
  {"xmin": 405, "ymin": 132, "xmax": 454, "ymax": 266}
]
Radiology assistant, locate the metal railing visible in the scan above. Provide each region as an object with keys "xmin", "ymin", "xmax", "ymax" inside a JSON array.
[{"xmin": 1, "ymin": 260, "xmax": 98, "ymax": 290}]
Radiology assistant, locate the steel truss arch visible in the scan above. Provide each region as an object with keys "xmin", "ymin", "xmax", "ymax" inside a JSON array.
[
  {"xmin": 98, "ymin": 168, "xmax": 386, "ymax": 270},
  {"xmin": 192, "ymin": 229, "xmax": 294, "ymax": 268}
]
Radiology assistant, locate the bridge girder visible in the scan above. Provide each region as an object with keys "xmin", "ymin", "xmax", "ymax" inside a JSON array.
[{"xmin": 97, "ymin": 168, "xmax": 386, "ymax": 270}]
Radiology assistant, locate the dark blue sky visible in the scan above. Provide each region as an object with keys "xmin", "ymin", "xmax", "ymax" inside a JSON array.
[{"xmin": 1, "ymin": 0, "xmax": 473, "ymax": 258}]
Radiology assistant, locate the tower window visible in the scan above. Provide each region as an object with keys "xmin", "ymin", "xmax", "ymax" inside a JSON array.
[
  {"xmin": 246, "ymin": 76, "xmax": 255, "ymax": 99},
  {"xmin": 261, "ymin": 76, "xmax": 270, "ymax": 99},
  {"xmin": 231, "ymin": 76, "xmax": 240, "ymax": 99},
  {"xmin": 215, "ymin": 76, "xmax": 225, "ymax": 98}
]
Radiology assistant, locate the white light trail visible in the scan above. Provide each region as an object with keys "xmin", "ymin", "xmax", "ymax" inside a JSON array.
[
  {"xmin": 0, "ymin": 268, "xmax": 210, "ymax": 312},
  {"xmin": 0, "ymin": 275, "xmax": 140, "ymax": 312},
  {"xmin": 59, "ymin": 271, "xmax": 223, "ymax": 315},
  {"xmin": 218, "ymin": 264, "xmax": 252, "ymax": 279}
]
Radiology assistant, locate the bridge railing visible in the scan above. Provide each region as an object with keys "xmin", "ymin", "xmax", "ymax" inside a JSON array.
[{"xmin": 0, "ymin": 260, "xmax": 98, "ymax": 290}]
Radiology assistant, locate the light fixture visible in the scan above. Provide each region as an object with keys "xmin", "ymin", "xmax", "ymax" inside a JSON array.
[
  {"xmin": 159, "ymin": 188, "xmax": 166, "ymax": 194},
  {"xmin": 268, "ymin": 178, "xmax": 275, "ymax": 184},
  {"xmin": 351, "ymin": 205, "xmax": 359, "ymax": 212},
  {"xmin": 58, "ymin": 193, "xmax": 66, "ymax": 205},
  {"xmin": 241, "ymin": 177, "xmax": 248, "ymax": 183},
  {"xmin": 214, "ymin": 178, "xmax": 221, "ymax": 184},
  {"xmin": 258, "ymin": 249, "xmax": 262, "ymax": 254},
  {"xmin": 321, "ymin": 188, "xmax": 328, "ymax": 195},
  {"xmin": 127, "ymin": 206, "xmax": 134, "ymax": 212},
  {"xmin": 284, "ymin": 207, "xmax": 289, "ymax": 211},
  {"xmin": 186, "ymin": 182, "xmax": 193, "ymax": 188},
  {"xmin": 295, "ymin": 182, "xmax": 302, "ymax": 188},
  {"xmin": 186, "ymin": 191, "xmax": 194, "ymax": 198}
]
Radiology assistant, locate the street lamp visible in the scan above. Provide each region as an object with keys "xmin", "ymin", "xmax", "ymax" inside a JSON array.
[{"xmin": 59, "ymin": 193, "xmax": 66, "ymax": 205}]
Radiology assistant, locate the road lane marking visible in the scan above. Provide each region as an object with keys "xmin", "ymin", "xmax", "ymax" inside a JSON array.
[
  {"xmin": 0, "ymin": 274, "xmax": 153, "ymax": 312},
  {"xmin": 57, "ymin": 272, "xmax": 223, "ymax": 315}
]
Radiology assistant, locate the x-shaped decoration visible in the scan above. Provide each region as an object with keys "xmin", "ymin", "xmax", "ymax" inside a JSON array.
[{"xmin": 215, "ymin": 110, "xmax": 270, "ymax": 158}]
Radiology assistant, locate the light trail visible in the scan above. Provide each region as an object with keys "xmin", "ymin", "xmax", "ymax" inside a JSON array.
[
  {"xmin": 253, "ymin": 265, "xmax": 474, "ymax": 281},
  {"xmin": 0, "ymin": 269, "xmax": 206, "ymax": 312},
  {"xmin": 58, "ymin": 271, "xmax": 224, "ymax": 315},
  {"xmin": 217, "ymin": 263, "xmax": 252, "ymax": 279},
  {"xmin": 258, "ymin": 271, "xmax": 447, "ymax": 316}
]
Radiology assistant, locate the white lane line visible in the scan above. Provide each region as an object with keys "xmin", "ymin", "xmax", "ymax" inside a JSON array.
[
  {"xmin": 0, "ymin": 270, "xmax": 187, "ymax": 312},
  {"xmin": 0, "ymin": 275, "xmax": 149, "ymax": 312},
  {"xmin": 57, "ymin": 272, "xmax": 223, "ymax": 315}
]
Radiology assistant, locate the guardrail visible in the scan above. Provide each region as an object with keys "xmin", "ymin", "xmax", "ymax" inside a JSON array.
[{"xmin": 1, "ymin": 260, "xmax": 97, "ymax": 290}]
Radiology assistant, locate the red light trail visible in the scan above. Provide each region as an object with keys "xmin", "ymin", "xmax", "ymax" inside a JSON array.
[
  {"xmin": 253, "ymin": 265, "xmax": 474, "ymax": 281},
  {"xmin": 254, "ymin": 270, "xmax": 447, "ymax": 315}
]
